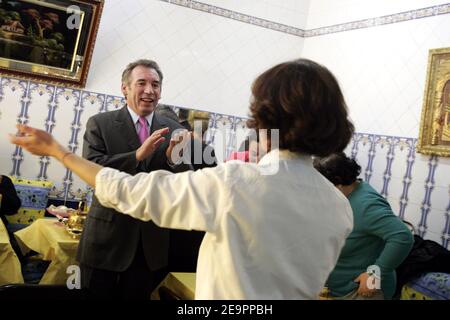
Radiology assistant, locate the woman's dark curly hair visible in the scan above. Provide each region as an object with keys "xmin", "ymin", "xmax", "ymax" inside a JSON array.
[
  {"xmin": 313, "ymin": 152, "xmax": 361, "ymax": 186},
  {"xmin": 247, "ymin": 59, "xmax": 354, "ymax": 156}
]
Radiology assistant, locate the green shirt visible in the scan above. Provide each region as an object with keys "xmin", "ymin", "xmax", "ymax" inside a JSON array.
[{"xmin": 326, "ymin": 181, "xmax": 414, "ymax": 299}]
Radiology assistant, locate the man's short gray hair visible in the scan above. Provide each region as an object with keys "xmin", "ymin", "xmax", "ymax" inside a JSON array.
[{"xmin": 121, "ymin": 59, "xmax": 163, "ymax": 86}]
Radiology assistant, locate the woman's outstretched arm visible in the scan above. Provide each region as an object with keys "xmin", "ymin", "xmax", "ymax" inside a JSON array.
[{"xmin": 9, "ymin": 124, "xmax": 102, "ymax": 187}]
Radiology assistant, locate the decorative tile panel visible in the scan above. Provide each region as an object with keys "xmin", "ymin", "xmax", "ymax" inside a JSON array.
[
  {"xmin": 160, "ymin": 0, "xmax": 305, "ymax": 37},
  {"xmin": 304, "ymin": 3, "xmax": 450, "ymax": 37},
  {"xmin": 350, "ymin": 133, "xmax": 449, "ymax": 249},
  {"xmin": 444, "ymin": 201, "xmax": 450, "ymax": 248},
  {"xmin": 157, "ymin": 1, "xmax": 450, "ymax": 38},
  {"xmin": 1, "ymin": 77, "xmax": 449, "ymax": 252}
]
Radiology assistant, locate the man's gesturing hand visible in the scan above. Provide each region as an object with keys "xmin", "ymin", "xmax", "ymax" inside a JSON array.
[
  {"xmin": 166, "ymin": 129, "xmax": 192, "ymax": 165},
  {"xmin": 136, "ymin": 127, "xmax": 169, "ymax": 161}
]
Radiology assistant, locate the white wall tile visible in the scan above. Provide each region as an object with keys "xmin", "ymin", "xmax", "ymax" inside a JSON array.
[
  {"xmin": 402, "ymin": 202, "xmax": 423, "ymax": 228},
  {"xmin": 410, "ymin": 154, "xmax": 434, "ymax": 183},
  {"xmin": 408, "ymin": 182, "xmax": 429, "ymax": 206},
  {"xmin": 430, "ymin": 187, "xmax": 450, "ymax": 213},
  {"xmin": 302, "ymin": 15, "xmax": 450, "ymax": 137},
  {"xmin": 433, "ymin": 157, "xmax": 450, "ymax": 188},
  {"xmin": 425, "ymin": 230, "xmax": 445, "ymax": 245},
  {"xmin": 386, "ymin": 177, "xmax": 405, "ymax": 210},
  {"xmin": 390, "ymin": 141, "xmax": 413, "ymax": 179},
  {"xmin": 200, "ymin": 0, "xmax": 311, "ymax": 28},
  {"xmin": 85, "ymin": 0, "xmax": 304, "ymax": 117},
  {"xmin": 0, "ymin": 79, "xmax": 27, "ymax": 175},
  {"xmin": 370, "ymin": 138, "xmax": 391, "ymax": 193},
  {"xmin": 387, "ymin": 195, "xmax": 401, "ymax": 216},
  {"xmin": 426, "ymin": 211, "xmax": 447, "ymax": 237},
  {"xmin": 0, "ymin": 0, "xmax": 449, "ymax": 247},
  {"xmin": 306, "ymin": 0, "xmax": 447, "ymax": 29}
]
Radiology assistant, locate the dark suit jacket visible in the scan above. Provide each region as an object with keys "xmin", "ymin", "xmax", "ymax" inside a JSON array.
[{"xmin": 78, "ymin": 106, "xmax": 190, "ymax": 272}]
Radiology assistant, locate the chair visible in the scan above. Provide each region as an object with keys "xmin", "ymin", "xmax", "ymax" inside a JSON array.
[
  {"xmin": 168, "ymin": 229, "xmax": 204, "ymax": 272},
  {"xmin": 0, "ymin": 283, "xmax": 87, "ymax": 299},
  {"xmin": 158, "ymin": 286, "xmax": 181, "ymax": 300}
]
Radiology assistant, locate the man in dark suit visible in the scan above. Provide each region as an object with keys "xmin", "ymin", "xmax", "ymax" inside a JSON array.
[{"xmin": 79, "ymin": 59, "xmax": 191, "ymax": 299}]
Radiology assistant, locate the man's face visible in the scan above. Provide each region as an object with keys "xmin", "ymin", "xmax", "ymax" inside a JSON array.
[{"xmin": 121, "ymin": 65, "xmax": 161, "ymax": 117}]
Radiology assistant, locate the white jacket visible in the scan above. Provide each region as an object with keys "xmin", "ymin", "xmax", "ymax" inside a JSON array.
[{"xmin": 95, "ymin": 149, "xmax": 353, "ymax": 299}]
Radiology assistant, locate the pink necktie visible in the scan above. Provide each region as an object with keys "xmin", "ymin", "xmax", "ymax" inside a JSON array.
[{"xmin": 138, "ymin": 116, "xmax": 149, "ymax": 144}]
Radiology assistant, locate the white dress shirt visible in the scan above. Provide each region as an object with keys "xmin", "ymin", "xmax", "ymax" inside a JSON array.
[
  {"xmin": 95, "ymin": 149, "xmax": 353, "ymax": 299},
  {"xmin": 127, "ymin": 106, "xmax": 153, "ymax": 134}
]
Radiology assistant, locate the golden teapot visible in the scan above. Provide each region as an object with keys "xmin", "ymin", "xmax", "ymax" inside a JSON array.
[{"xmin": 65, "ymin": 201, "xmax": 88, "ymax": 239}]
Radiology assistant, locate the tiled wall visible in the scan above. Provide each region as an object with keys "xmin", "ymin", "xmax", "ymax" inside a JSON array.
[
  {"xmin": 302, "ymin": 15, "xmax": 450, "ymax": 138},
  {"xmin": 193, "ymin": 0, "xmax": 310, "ymax": 29},
  {"xmin": 345, "ymin": 134, "xmax": 450, "ymax": 249},
  {"xmin": 86, "ymin": 0, "xmax": 305, "ymax": 118},
  {"xmin": 0, "ymin": 77, "xmax": 247, "ymax": 201},
  {"xmin": 296, "ymin": 2, "xmax": 450, "ymax": 250},
  {"xmin": 305, "ymin": 0, "xmax": 449, "ymax": 30},
  {"xmin": 0, "ymin": 1, "xmax": 449, "ymax": 250},
  {"xmin": 73, "ymin": 0, "xmax": 450, "ymax": 122},
  {"xmin": 1, "ymin": 77, "xmax": 449, "ymax": 249},
  {"xmin": 0, "ymin": 77, "xmax": 124, "ymax": 202}
]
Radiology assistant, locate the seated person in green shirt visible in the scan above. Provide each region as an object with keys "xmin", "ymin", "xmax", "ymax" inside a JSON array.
[{"xmin": 313, "ymin": 153, "xmax": 414, "ymax": 299}]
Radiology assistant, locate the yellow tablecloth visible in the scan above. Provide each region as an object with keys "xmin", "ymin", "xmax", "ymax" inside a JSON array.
[
  {"xmin": 0, "ymin": 218, "xmax": 24, "ymax": 285},
  {"xmin": 152, "ymin": 272, "xmax": 196, "ymax": 300},
  {"xmin": 14, "ymin": 218, "xmax": 79, "ymax": 285}
]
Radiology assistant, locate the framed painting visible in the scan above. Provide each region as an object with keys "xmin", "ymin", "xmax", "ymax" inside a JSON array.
[
  {"xmin": 0, "ymin": 0, "xmax": 103, "ymax": 88},
  {"xmin": 417, "ymin": 47, "xmax": 450, "ymax": 157}
]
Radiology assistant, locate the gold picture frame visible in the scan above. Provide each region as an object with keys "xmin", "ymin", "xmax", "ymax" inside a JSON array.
[
  {"xmin": 0, "ymin": 0, "xmax": 103, "ymax": 88},
  {"xmin": 417, "ymin": 47, "xmax": 450, "ymax": 157}
]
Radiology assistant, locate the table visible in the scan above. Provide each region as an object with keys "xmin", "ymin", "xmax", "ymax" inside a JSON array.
[
  {"xmin": 14, "ymin": 218, "xmax": 79, "ymax": 285},
  {"xmin": 152, "ymin": 272, "xmax": 196, "ymax": 300}
]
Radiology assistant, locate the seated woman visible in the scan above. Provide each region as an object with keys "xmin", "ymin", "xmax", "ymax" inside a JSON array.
[{"xmin": 313, "ymin": 152, "xmax": 414, "ymax": 299}]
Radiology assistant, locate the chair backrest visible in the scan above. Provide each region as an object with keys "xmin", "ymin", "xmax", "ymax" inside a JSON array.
[
  {"xmin": 158, "ymin": 286, "xmax": 181, "ymax": 300},
  {"xmin": 402, "ymin": 219, "xmax": 415, "ymax": 234}
]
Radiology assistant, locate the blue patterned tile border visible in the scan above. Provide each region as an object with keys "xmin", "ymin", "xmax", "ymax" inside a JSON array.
[
  {"xmin": 346, "ymin": 132, "xmax": 448, "ymax": 249},
  {"xmin": 159, "ymin": 1, "xmax": 450, "ymax": 38},
  {"xmin": 380, "ymin": 136, "xmax": 396, "ymax": 198},
  {"xmin": 444, "ymin": 194, "xmax": 450, "ymax": 248},
  {"xmin": 160, "ymin": 0, "xmax": 305, "ymax": 37},
  {"xmin": 8, "ymin": 79, "xmax": 29, "ymax": 178},
  {"xmin": 362, "ymin": 134, "xmax": 377, "ymax": 183},
  {"xmin": 418, "ymin": 156, "xmax": 439, "ymax": 238},
  {"xmin": 304, "ymin": 3, "xmax": 450, "ymax": 37},
  {"xmin": 2, "ymin": 74, "xmax": 449, "ymax": 248},
  {"xmin": 37, "ymin": 83, "xmax": 57, "ymax": 181},
  {"xmin": 398, "ymin": 139, "xmax": 416, "ymax": 220}
]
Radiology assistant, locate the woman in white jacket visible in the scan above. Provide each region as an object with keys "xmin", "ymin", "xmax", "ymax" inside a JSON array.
[{"xmin": 10, "ymin": 58, "xmax": 354, "ymax": 299}]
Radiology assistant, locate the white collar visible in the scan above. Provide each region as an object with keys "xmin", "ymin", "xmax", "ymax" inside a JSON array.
[
  {"xmin": 258, "ymin": 149, "xmax": 313, "ymax": 165},
  {"xmin": 127, "ymin": 106, "xmax": 154, "ymax": 127}
]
